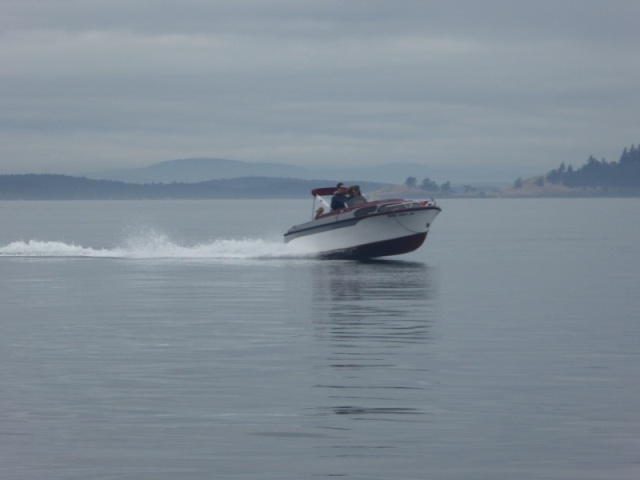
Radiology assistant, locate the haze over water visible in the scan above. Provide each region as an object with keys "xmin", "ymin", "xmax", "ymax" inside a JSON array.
[{"xmin": 1, "ymin": 198, "xmax": 639, "ymax": 479}]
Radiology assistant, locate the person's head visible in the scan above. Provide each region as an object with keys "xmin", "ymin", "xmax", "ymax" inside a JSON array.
[
  {"xmin": 351, "ymin": 185, "xmax": 361, "ymax": 195},
  {"xmin": 336, "ymin": 182, "xmax": 345, "ymax": 190}
]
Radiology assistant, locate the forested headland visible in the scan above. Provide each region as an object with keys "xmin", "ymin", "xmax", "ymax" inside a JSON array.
[
  {"xmin": 502, "ymin": 143, "xmax": 640, "ymax": 197},
  {"xmin": 401, "ymin": 143, "xmax": 640, "ymax": 197},
  {"xmin": 545, "ymin": 144, "xmax": 640, "ymax": 189}
]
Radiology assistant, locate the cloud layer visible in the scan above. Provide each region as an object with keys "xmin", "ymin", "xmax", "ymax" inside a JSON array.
[{"xmin": 2, "ymin": 0, "xmax": 639, "ymax": 179}]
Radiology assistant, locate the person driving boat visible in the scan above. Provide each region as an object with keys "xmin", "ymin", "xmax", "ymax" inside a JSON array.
[{"xmin": 330, "ymin": 183, "xmax": 349, "ymax": 210}]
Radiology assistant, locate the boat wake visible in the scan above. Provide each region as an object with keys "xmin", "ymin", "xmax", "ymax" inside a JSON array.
[{"xmin": 0, "ymin": 231, "xmax": 313, "ymax": 260}]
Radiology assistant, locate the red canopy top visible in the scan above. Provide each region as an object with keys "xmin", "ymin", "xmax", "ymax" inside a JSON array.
[{"xmin": 311, "ymin": 187, "xmax": 338, "ymax": 197}]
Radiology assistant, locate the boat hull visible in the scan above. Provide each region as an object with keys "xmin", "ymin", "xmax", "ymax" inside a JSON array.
[
  {"xmin": 285, "ymin": 205, "xmax": 440, "ymax": 259},
  {"xmin": 319, "ymin": 232, "xmax": 428, "ymax": 259}
]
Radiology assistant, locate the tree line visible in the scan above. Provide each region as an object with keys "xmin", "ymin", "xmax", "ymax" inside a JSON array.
[
  {"xmin": 402, "ymin": 176, "xmax": 484, "ymax": 194},
  {"xmin": 403, "ymin": 176, "xmax": 458, "ymax": 194},
  {"xmin": 545, "ymin": 144, "xmax": 640, "ymax": 188}
]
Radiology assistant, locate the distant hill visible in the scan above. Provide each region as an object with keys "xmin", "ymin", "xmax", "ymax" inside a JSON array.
[
  {"xmin": 0, "ymin": 174, "xmax": 385, "ymax": 200},
  {"xmin": 9, "ymin": 145, "xmax": 638, "ymax": 200},
  {"xmin": 85, "ymin": 157, "xmax": 511, "ymax": 186},
  {"xmin": 89, "ymin": 158, "xmax": 315, "ymax": 184}
]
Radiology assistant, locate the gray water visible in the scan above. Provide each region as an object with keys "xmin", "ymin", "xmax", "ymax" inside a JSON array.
[{"xmin": 1, "ymin": 198, "xmax": 639, "ymax": 479}]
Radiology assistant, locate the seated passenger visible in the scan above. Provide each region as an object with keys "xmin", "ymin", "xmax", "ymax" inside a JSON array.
[
  {"xmin": 330, "ymin": 183, "xmax": 349, "ymax": 210},
  {"xmin": 345, "ymin": 185, "xmax": 368, "ymax": 207}
]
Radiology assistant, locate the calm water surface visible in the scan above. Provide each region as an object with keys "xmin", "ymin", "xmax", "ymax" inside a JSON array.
[{"xmin": 1, "ymin": 198, "xmax": 639, "ymax": 479}]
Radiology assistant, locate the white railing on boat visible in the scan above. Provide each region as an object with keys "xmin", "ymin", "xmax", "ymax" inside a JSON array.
[{"xmin": 311, "ymin": 194, "xmax": 437, "ymax": 221}]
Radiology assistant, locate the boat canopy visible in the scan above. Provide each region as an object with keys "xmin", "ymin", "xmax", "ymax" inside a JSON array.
[{"xmin": 311, "ymin": 187, "xmax": 337, "ymax": 197}]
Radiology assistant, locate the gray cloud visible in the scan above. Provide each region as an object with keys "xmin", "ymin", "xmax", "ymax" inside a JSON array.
[{"xmin": 1, "ymin": 0, "xmax": 639, "ymax": 180}]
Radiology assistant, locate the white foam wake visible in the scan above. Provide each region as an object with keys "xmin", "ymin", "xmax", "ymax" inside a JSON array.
[{"xmin": 0, "ymin": 232, "xmax": 312, "ymax": 260}]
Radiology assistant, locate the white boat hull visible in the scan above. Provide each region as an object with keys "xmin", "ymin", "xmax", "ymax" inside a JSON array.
[{"xmin": 285, "ymin": 202, "xmax": 440, "ymax": 259}]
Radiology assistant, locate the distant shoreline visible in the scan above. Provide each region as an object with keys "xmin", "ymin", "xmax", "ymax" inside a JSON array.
[{"xmin": 1, "ymin": 173, "xmax": 639, "ymax": 200}]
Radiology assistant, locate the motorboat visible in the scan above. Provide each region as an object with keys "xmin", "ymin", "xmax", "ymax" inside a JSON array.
[{"xmin": 284, "ymin": 187, "xmax": 441, "ymax": 259}]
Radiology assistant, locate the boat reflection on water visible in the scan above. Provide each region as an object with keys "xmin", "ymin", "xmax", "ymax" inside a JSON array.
[
  {"xmin": 309, "ymin": 260, "xmax": 439, "ymax": 424},
  {"xmin": 311, "ymin": 260, "xmax": 437, "ymax": 343}
]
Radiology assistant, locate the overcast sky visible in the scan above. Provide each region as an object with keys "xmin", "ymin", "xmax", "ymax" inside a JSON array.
[{"xmin": 2, "ymin": 0, "xmax": 639, "ymax": 178}]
